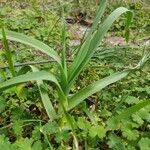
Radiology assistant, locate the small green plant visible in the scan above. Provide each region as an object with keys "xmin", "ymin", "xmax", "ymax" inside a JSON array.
[{"xmin": 0, "ymin": 0, "xmax": 150, "ymax": 149}]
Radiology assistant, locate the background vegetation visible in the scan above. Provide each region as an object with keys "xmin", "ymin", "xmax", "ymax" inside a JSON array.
[{"xmin": 0, "ymin": 0, "xmax": 150, "ymax": 150}]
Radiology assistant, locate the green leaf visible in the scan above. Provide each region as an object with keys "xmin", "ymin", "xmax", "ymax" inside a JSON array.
[
  {"xmin": 1, "ymin": 27, "xmax": 15, "ymax": 77},
  {"xmin": 107, "ymin": 134, "xmax": 125, "ymax": 150},
  {"xmin": 30, "ymin": 66, "xmax": 57, "ymax": 120},
  {"xmin": 122, "ymin": 128, "xmax": 139, "ymax": 140},
  {"xmin": 115, "ymin": 100, "xmax": 150, "ymax": 120},
  {"xmin": 89, "ymin": 125, "xmax": 106, "ymax": 139},
  {"xmin": 89, "ymin": 0, "xmax": 107, "ymax": 34},
  {"xmin": 68, "ymin": 70, "xmax": 130, "ymax": 110},
  {"xmin": 124, "ymin": 96, "xmax": 139, "ymax": 104},
  {"xmin": 137, "ymin": 108, "xmax": 150, "ymax": 122},
  {"xmin": 16, "ymin": 138, "xmax": 33, "ymax": 150},
  {"xmin": 132, "ymin": 113, "xmax": 144, "ymax": 125},
  {"xmin": 32, "ymin": 126, "xmax": 41, "ymax": 141},
  {"xmin": 42, "ymin": 121, "xmax": 59, "ymax": 134},
  {"xmin": 107, "ymin": 100, "xmax": 150, "ymax": 130},
  {"xmin": 97, "ymin": 125, "xmax": 106, "ymax": 139},
  {"xmin": 77, "ymin": 117, "xmax": 90, "ymax": 130},
  {"xmin": 68, "ymin": 6, "xmax": 133, "ymax": 89},
  {"xmin": 106, "ymin": 117, "xmax": 120, "ymax": 130},
  {"xmin": 11, "ymin": 107, "xmax": 24, "ymax": 120},
  {"xmin": 89, "ymin": 126, "xmax": 97, "ymax": 138},
  {"xmin": 126, "ymin": 145, "xmax": 136, "ymax": 150},
  {"xmin": 13, "ymin": 120, "xmax": 23, "ymax": 137},
  {"xmin": 67, "ymin": 0, "xmax": 107, "ymax": 86},
  {"xmin": 0, "ymin": 71, "xmax": 60, "ymax": 92},
  {"xmin": 0, "ymin": 96, "xmax": 6, "ymax": 113},
  {"xmin": 0, "ymin": 30, "xmax": 61, "ymax": 65},
  {"xmin": 0, "ymin": 143, "xmax": 11, "ymax": 150},
  {"xmin": 145, "ymin": 86, "xmax": 150, "ymax": 94},
  {"xmin": 0, "ymin": 134, "xmax": 10, "ymax": 144},
  {"xmin": 138, "ymin": 138, "xmax": 150, "ymax": 150},
  {"xmin": 32, "ymin": 141, "xmax": 42, "ymax": 150},
  {"xmin": 55, "ymin": 130, "xmax": 70, "ymax": 143}
]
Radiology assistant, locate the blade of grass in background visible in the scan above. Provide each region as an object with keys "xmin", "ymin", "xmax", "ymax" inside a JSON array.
[
  {"xmin": 115, "ymin": 100, "xmax": 150, "ymax": 120},
  {"xmin": 59, "ymin": 7, "xmax": 68, "ymax": 93},
  {"xmin": 88, "ymin": 0, "xmax": 107, "ymax": 35},
  {"xmin": 106, "ymin": 99, "xmax": 150, "ymax": 130},
  {"xmin": 1, "ymin": 27, "xmax": 15, "ymax": 77}
]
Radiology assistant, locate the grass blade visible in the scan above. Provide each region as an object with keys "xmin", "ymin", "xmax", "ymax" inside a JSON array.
[
  {"xmin": 106, "ymin": 100, "xmax": 150, "ymax": 130},
  {"xmin": 1, "ymin": 27, "xmax": 15, "ymax": 77},
  {"xmin": 0, "ymin": 30, "xmax": 61, "ymax": 65},
  {"xmin": 115, "ymin": 100, "xmax": 150, "ymax": 120},
  {"xmin": 59, "ymin": 17, "xmax": 68, "ymax": 93}
]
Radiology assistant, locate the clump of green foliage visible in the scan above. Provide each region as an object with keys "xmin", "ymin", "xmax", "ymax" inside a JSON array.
[{"xmin": 0, "ymin": 0, "xmax": 150, "ymax": 149}]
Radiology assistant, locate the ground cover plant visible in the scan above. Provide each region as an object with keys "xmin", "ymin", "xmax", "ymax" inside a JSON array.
[{"xmin": 0, "ymin": 0, "xmax": 150, "ymax": 149}]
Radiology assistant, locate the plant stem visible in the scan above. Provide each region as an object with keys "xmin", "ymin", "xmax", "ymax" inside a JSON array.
[{"xmin": 2, "ymin": 27, "xmax": 15, "ymax": 77}]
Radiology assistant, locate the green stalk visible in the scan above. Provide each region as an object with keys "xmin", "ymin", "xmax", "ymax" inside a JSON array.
[
  {"xmin": 58, "ymin": 96, "xmax": 79, "ymax": 150},
  {"xmin": 60, "ymin": 4, "xmax": 68, "ymax": 94},
  {"xmin": 1, "ymin": 27, "xmax": 15, "ymax": 77},
  {"xmin": 61, "ymin": 17, "xmax": 67, "ymax": 74}
]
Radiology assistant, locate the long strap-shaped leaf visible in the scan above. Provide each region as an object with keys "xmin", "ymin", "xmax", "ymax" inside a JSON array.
[
  {"xmin": 88, "ymin": 0, "xmax": 107, "ymax": 35},
  {"xmin": 68, "ymin": 69, "xmax": 130, "ymax": 110},
  {"xmin": 0, "ymin": 70, "xmax": 68, "ymax": 111},
  {"xmin": 0, "ymin": 71, "xmax": 60, "ymax": 91},
  {"xmin": 68, "ymin": 7, "xmax": 133, "ymax": 90},
  {"xmin": 68, "ymin": 52, "xmax": 149, "ymax": 110},
  {"xmin": 30, "ymin": 66, "xmax": 57, "ymax": 120},
  {"xmin": 0, "ymin": 30, "xmax": 68, "ymax": 91},
  {"xmin": 115, "ymin": 100, "xmax": 150, "ymax": 120},
  {"xmin": 68, "ymin": 0, "xmax": 107, "ymax": 85},
  {"xmin": 1, "ymin": 27, "xmax": 15, "ymax": 77},
  {"xmin": 0, "ymin": 30, "xmax": 61, "ymax": 65},
  {"xmin": 106, "ymin": 100, "xmax": 150, "ymax": 130}
]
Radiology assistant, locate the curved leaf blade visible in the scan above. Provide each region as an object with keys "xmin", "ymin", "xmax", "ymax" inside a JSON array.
[
  {"xmin": 0, "ymin": 30, "xmax": 68, "ymax": 91},
  {"xmin": 30, "ymin": 66, "xmax": 57, "ymax": 120},
  {"xmin": 0, "ymin": 71, "xmax": 60, "ymax": 91},
  {"xmin": 106, "ymin": 100, "xmax": 150, "ymax": 130},
  {"xmin": 0, "ymin": 30, "xmax": 61, "ymax": 64},
  {"xmin": 68, "ymin": 0, "xmax": 107, "ymax": 84},
  {"xmin": 116, "ymin": 100, "xmax": 150, "ymax": 120},
  {"xmin": 0, "ymin": 70, "xmax": 67, "ymax": 114},
  {"xmin": 68, "ymin": 69, "xmax": 130, "ymax": 110},
  {"xmin": 68, "ymin": 7, "xmax": 133, "ymax": 90}
]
